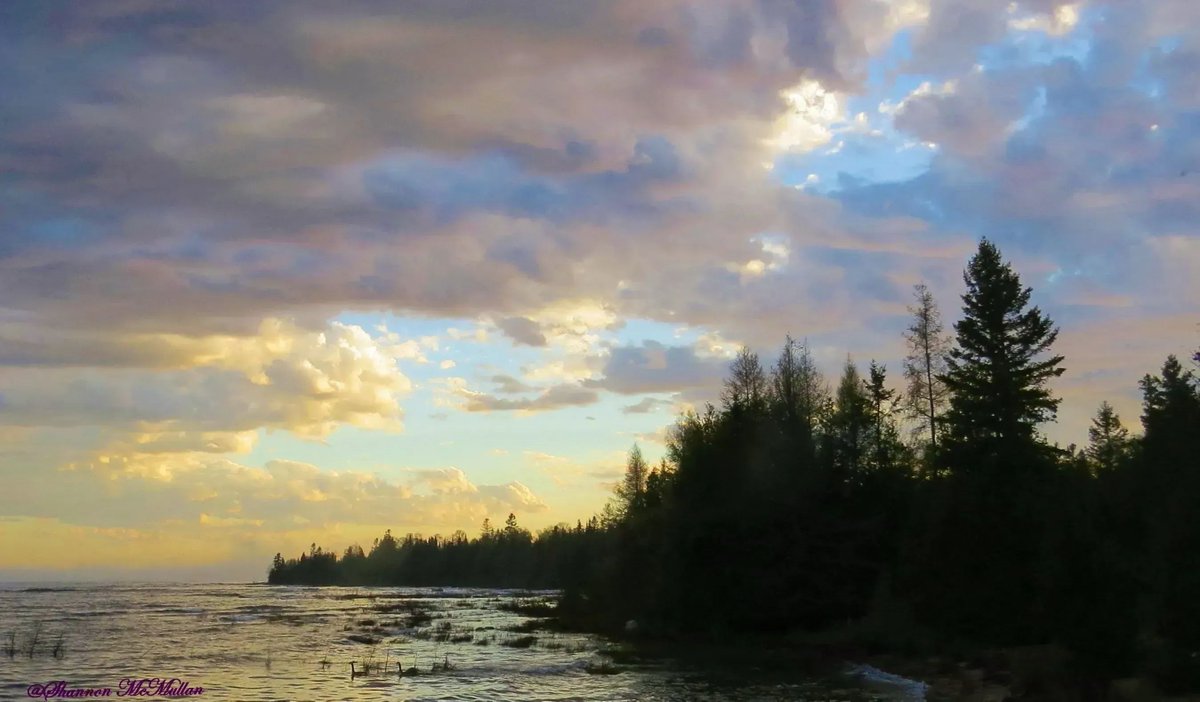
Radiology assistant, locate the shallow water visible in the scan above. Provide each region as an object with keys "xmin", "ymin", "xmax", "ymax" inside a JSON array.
[{"xmin": 0, "ymin": 583, "xmax": 920, "ymax": 701}]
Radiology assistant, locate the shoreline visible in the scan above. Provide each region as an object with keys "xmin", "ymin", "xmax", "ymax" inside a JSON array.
[{"xmin": 255, "ymin": 582, "xmax": 1184, "ymax": 700}]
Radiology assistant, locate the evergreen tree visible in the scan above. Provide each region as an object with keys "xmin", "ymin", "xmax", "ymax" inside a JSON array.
[
  {"xmin": 1140, "ymin": 355, "xmax": 1200, "ymax": 438},
  {"xmin": 615, "ymin": 444, "xmax": 649, "ymax": 516},
  {"xmin": 903, "ymin": 283, "xmax": 951, "ymax": 452},
  {"xmin": 644, "ymin": 461, "xmax": 670, "ymax": 510},
  {"xmin": 941, "ymin": 239, "xmax": 1065, "ymax": 464},
  {"xmin": 825, "ymin": 358, "xmax": 872, "ymax": 483},
  {"xmin": 1137, "ymin": 355, "xmax": 1200, "ymax": 686},
  {"xmin": 1086, "ymin": 401, "xmax": 1130, "ymax": 474},
  {"xmin": 723, "ymin": 346, "xmax": 768, "ymax": 415},
  {"xmin": 768, "ymin": 336, "xmax": 827, "ymax": 491},
  {"xmin": 863, "ymin": 361, "xmax": 903, "ymax": 473},
  {"xmin": 919, "ymin": 240, "xmax": 1065, "ymax": 643}
]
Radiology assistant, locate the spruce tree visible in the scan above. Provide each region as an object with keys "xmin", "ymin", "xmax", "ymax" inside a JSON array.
[
  {"xmin": 1085, "ymin": 401, "xmax": 1130, "ymax": 474},
  {"xmin": 1138, "ymin": 354, "xmax": 1200, "ymax": 678},
  {"xmin": 825, "ymin": 358, "xmax": 872, "ymax": 483},
  {"xmin": 941, "ymin": 239, "xmax": 1065, "ymax": 464},
  {"xmin": 863, "ymin": 361, "xmax": 903, "ymax": 473}
]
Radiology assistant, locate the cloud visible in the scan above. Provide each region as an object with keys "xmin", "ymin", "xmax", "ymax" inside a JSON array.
[
  {"xmin": 0, "ymin": 319, "xmax": 413, "ymax": 438},
  {"xmin": 489, "ymin": 374, "xmax": 536, "ymax": 394},
  {"xmin": 621, "ymin": 397, "xmax": 675, "ymax": 414},
  {"xmin": 0, "ymin": 0, "xmax": 925, "ymax": 345},
  {"xmin": 893, "ymin": 71, "xmax": 1040, "ymax": 157},
  {"xmin": 591, "ymin": 341, "xmax": 728, "ymax": 395},
  {"xmin": 477, "ymin": 482, "xmax": 548, "ymax": 513},
  {"xmin": 522, "ymin": 449, "xmax": 625, "ymax": 489},
  {"xmin": 0, "ymin": 439, "xmax": 549, "ymax": 576},
  {"xmin": 496, "ymin": 317, "xmax": 548, "ymax": 347},
  {"xmin": 460, "ymin": 383, "xmax": 600, "ymax": 413},
  {"xmin": 52, "ymin": 447, "xmax": 546, "ymax": 530}
]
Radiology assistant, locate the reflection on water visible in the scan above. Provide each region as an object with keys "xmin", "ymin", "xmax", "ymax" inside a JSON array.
[{"xmin": 0, "ymin": 583, "xmax": 915, "ymax": 701}]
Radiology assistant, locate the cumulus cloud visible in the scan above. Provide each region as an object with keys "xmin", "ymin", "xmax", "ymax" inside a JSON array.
[
  {"xmin": 48, "ymin": 449, "xmax": 548, "ymax": 530},
  {"xmin": 0, "ymin": 319, "xmax": 413, "ymax": 438}
]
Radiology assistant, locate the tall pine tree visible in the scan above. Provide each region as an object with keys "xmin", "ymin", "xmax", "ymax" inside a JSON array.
[{"xmin": 941, "ymin": 239, "xmax": 1065, "ymax": 467}]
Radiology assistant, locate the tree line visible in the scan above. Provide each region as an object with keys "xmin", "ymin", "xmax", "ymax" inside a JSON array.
[
  {"xmin": 268, "ymin": 239, "xmax": 1200, "ymax": 691},
  {"xmin": 268, "ymin": 512, "xmax": 610, "ymax": 590}
]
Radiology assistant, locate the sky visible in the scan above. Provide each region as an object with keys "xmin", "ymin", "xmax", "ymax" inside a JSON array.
[{"xmin": 1, "ymin": 0, "xmax": 1197, "ymax": 582}]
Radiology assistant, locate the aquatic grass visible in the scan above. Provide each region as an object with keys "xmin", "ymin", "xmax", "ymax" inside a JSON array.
[
  {"xmin": 541, "ymin": 637, "xmax": 591, "ymax": 654},
  {"xmin": 397, "ymin": 660, "xmax": 425, "ymax": 677},
  {"xmin": 429, "ymin": 620, "xmax": 460, "ymax": 642},
  {"xmin": 502, "ymin": 635, "xmax": 538, "ymax": 649},
  {"xmin": 350, "ymin": 644, "xmax": 384, "ymax": 677},
  {"xmin": 497, "ymin": 599, "xmax": 557, "ymax": 617},
  {"xmin": 507, "ymin": 618, "xmax": 551, "ymax": 633},
  {"xmin": 1, "ymin": 625, "xmax": 66, "ymax": 660},
  {"xmin": 24, "ymin": 622, "xmax": 42, "ymax": 659}
]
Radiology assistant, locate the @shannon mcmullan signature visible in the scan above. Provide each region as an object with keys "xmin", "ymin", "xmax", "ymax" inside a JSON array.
[{"xmin": 26, "ymin": 678, "xmax": 204, "ymax": 698}]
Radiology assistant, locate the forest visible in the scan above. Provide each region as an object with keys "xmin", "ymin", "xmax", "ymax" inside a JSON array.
[{"xmin": 269, "ymin": 239, "xmax": 1200, "ymax": 692}]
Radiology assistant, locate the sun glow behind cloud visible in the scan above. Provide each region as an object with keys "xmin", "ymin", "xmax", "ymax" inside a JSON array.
[{"xmin": 770, "ymin": 80, "xmax": 845, "ymax": 154}]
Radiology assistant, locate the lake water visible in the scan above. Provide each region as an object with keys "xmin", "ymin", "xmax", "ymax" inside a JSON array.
[{"xmin": 0, "ymin": 583, "xmax": 924, "ymax": 701}]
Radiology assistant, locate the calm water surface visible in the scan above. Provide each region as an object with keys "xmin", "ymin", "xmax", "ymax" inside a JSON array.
[{"xmin": 0, "ymin": 584, "xmax": 922, "ymax": 701}]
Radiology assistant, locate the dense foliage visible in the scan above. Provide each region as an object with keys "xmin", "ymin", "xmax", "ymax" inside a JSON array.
[
  {"xmin": 269, "ymin": 239, "xmax": 1200, "ymax": 690},
  {"xmin": 268, "ymin": 513, "xmax": 611, "ymax": 590}
]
